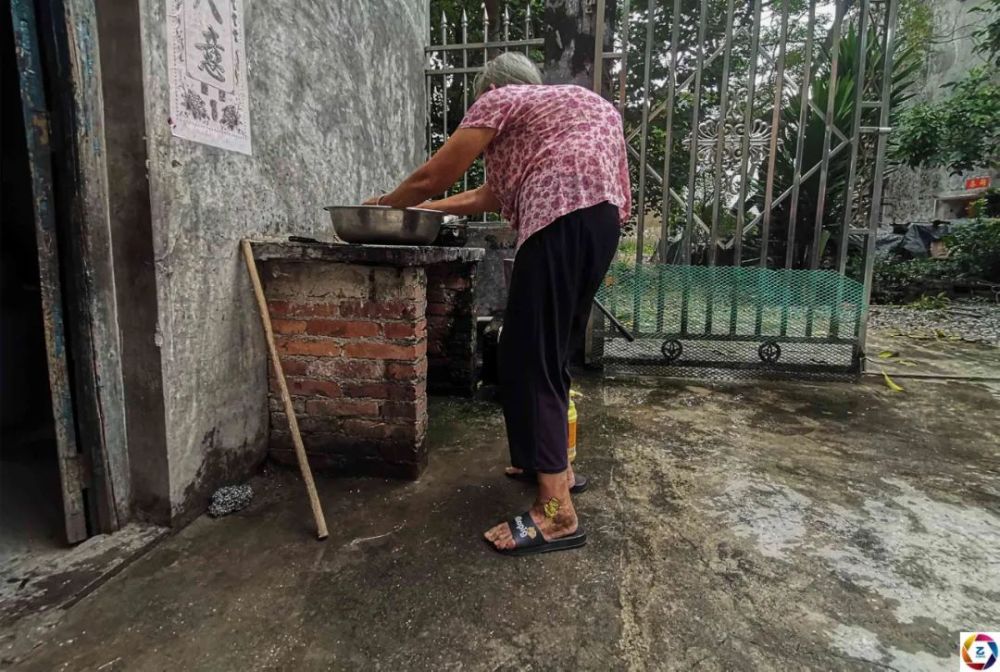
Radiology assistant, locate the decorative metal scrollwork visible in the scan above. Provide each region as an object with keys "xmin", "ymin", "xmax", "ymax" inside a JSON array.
[
  {"xmin": 689, "ymin": 117, "xmax": 773, "ymax": 166},
  {"xmin": 758, "ymin": 340, "xmax": 782, "ymax": 364},
  {"xmin": 661, "ymin": 339, "xmax": 683, "ymax": 363}
]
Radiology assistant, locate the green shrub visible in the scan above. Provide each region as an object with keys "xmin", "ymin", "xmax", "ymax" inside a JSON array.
[
  {"xmin": 866, "ymin": 217, "xmax": 1000, "ymax": 303},
  {"xmin": 945, "ymin": 215, "xmax": 1000, "ymax": 280}
]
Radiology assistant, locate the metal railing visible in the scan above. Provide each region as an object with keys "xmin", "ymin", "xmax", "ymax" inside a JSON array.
[{"xmin": 425, "ymin": 0, "xmax": 901, "ymax": 376}]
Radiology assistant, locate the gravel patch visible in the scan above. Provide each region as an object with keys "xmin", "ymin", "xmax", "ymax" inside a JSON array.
[
  {"xmin": 207, "ymin": 485, "xmax": 254, "ymax": 517},
  {"xmin": 869, "ymin": 301, "xmax": 1000, "ymax": 345}
]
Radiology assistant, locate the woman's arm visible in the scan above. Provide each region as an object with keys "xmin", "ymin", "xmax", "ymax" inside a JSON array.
[
  {"xmin": 422, "ymin": 185, "xmax": 501, "ymax": 216},
  {"xmin": 365, "ymin": 128, "xmax": 496, "ymax": 208}
]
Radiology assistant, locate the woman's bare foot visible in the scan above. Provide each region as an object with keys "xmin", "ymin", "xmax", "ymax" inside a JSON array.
[{"xmin": 484, "ymin": 472, "xmax": 577, "ymax": 551}]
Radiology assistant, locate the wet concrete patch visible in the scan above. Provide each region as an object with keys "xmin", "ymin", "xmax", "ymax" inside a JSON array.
[{"xmin": 6, "ymin": 374, "xmax": 999, "ymax": 670}]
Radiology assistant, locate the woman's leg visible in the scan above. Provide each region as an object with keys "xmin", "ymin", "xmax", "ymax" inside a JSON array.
[{"xmin": 487, "ymin": 202, "xmax": 620, "ymax": 550}]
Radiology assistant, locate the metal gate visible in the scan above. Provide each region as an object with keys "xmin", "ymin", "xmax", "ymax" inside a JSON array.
[{"xmin": 425, "ymin": 0, "xmax": 901, "ymax": 378}]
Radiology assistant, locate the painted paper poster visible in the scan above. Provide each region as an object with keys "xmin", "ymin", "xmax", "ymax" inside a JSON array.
[{"xmin": 166, "ymin": 0, "xmax": 252, "ymax": 154}]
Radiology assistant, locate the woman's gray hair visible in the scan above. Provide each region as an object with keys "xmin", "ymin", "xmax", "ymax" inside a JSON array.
[{"xmin": 473, "ymin": 52, "xmax": 543, "ymax": 98}]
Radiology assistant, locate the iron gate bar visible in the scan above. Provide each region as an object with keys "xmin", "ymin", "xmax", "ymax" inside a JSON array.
[
  {"xmin": 626, "ymin": 143, "xmax": 711, "ymax": 235},
  {"xmin": 660, "ymin": 0, "xmax": 682, "ymax": 253},
  {"xmin": 780, "ymin": 0, "xmax": 818, "ymax": 339},
  {"xmin": 786, "ymin": 0, "xmax": 819, "ymax": 270},
  {"xmin": 858, "ymin": 0, "xmax": 900, "ymax": 350},
  {"xmin": 812, "ymin": 0, "xmax": 847, "ymax": 270},
  {"xmin": 807, "ymin": 2, "xmax": 847, "ymax": 339},
  {"xmin": 593, "ymin": 0, "xmax": 606, "ymax": 92},
  {"xmin": 679, "ymin": 0, "xmax": 710, "ymax": 337},
  {"xmin": 831, "ymin": 0, "xmax": 871, "ymax": 337},
  {"xmin": 709, "ymin": 0, "xmax": 738, "ymax": 269},
  {"xmin": 705, "ymin": 0, "xmax": 738, "ymax": 336},
  {"xmin": 609, "ymin": 334, "xmax": 858, "ymax": 345},
  {"xmin": 756, "ymin": 48, "xmax": 850, "ymax": 146},
  {"xmin": 632, "ymin": 0, "xmax": 656, "ymax": 333},
  {"xmin": 462, "ymin": 9, "xmax": 469, "ymax": 192},
  {"xmin": 429, "ymin": 38, "xmax": 542, "ymax": 52},
  {"xmin": 624, "ymin": 43, "xmax": 726, "ymax": 144},
  {"xmin": 734, "ymin": 0, "xmax": 766, "ymax": 264},
  {"xmin": 683, "ymin": 0, "xmax": 709, "ymax": 267},
  {"xmin": 732, "ymin": 0, "xmax": 764, "ymax": 334},
  {"xmin": 525, "ymin": 3, "xmax": 533, "ymax": 56},
  {"xmin": 760, "ymin": 0, "xmax": 790, "ymax": 271},
  {"xmin": 599, "ymin": 357, "xmax": 857, "ymax": 375},
  {"xmin": 616, "ymin": 0, "xmax": 631, "ymax": 114},
  {"xmin": 424, "ymin": 0, "xmax": 899, "ymax": 377},
  {"xmin": 739, "ymin": 138, "xmax": 851, "ymax": 237},
  {"xmin": 441, "ymin": 11, "xmax": 449, "ymax": 162},
  {"xmin": 837, "ymin": 0, "xmax": 869, "ymax": 275},
  {"xmin": 656, "ymin": 0, "xmax": 683, "ymax": 334},
  {"xmin": 634, "ymin": 0, "xmax": 655, "ymax": 272}
]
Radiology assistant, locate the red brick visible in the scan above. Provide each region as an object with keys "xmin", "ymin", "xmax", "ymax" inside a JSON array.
[
  {"xmin": 305, "ymin": 358, "xmax": 383, "ymax": 381},
  {"xmin": 344, "ymin": 341, "xmax": 420, "ymax": 361},
  {"xmin": 341, "ymin": 382, "xmax": 418, "ymax": 401},
  {"xmin": 382, "ymin": 398, "xmax": 427, "ymax": 421},
  {"xmin": 305, "ymin": 319, "xmax": 380, "ymax": 338},
  {"xmin": 305, "ymin": 398, "xmax": 379, "ymax": 418},
  {"xmin": 285, "ymin": 378, "xmax": 341, "ymax": 398},
  {"xmin": 385, "ymin": 358, "xmax": 428, "ymax": 382},
  {"xmin": 272, "ymin": 319, "xmax": 306, "ymax": 335},
  {"xmin": 384, "ymin": 423, "xmax": 420, "ymax": 442},
  {"xmin": 268, "ymin": 301, "xmax": 339, "ymax": 318},
  {"xmin": 275, "ymin": 338, "xmax": 341, "ymax": 357},
  {"xmin": 342, "ymin": 419, "xmax": 390, "ymax": 439},
  {"xmin": 383, "ymin": 320, "xmax": 428, "ymax": 340},
  {"xmin": 339, "ymin": 299, "xmax": 419, "ymax": 320},
  {"xmin": 278, "ymin": 358, "xmax": 310, "ymax": 376}
]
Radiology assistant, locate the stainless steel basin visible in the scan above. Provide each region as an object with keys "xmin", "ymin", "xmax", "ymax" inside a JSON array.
[{"xmin": 324, "ymin": 206, "xmax": 446, "ymax": 246}]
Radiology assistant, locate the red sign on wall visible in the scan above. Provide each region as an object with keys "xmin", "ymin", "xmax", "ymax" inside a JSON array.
[{"xmin": 965, "ymin": 176, "xmax": 992, "ymax": 191}]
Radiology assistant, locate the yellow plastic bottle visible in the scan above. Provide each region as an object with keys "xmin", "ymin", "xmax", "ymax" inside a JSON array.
[{"xmin": 567, "ymin": 397, "xmax": 578, "ymax": 464}]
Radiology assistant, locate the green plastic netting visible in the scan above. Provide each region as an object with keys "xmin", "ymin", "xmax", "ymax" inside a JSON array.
[{"xmin": 593, "ymin": 262, "xmax": 867, "ymax": 377}]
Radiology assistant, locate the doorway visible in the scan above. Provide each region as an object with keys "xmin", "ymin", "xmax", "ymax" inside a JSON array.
[{"xmin": 0, "ymin": 0, "xmax": 71, "ymax": 559}]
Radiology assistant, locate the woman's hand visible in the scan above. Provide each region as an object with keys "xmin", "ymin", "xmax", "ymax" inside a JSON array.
[
  {"xmin": 369, "ymin": 128, "xmax": 495, "ymax": 209},
  {"xmin": 423, "ymin": 185, "xmax": 500, "ymax": 216},
  {"xmin": 362, "ymin": 195, "xmax": 384, "ymax": 206}
]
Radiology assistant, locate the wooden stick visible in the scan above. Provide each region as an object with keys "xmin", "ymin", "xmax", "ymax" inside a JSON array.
[{"xmin": 241, "ymin": 240, "xmax": 329, "ymax": 540}]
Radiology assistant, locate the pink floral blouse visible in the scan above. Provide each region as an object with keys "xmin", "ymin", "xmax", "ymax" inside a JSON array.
[{"xmin": 458, "ymin": 84, "xmax": 631, "ymax": 249}]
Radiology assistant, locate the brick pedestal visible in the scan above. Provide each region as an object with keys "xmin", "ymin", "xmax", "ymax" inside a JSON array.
[
  {"xmin": 252, "ymin": 241, "xmax": 484, "ymax": 479},
  {"xmin": 426, "ymin": 262, "xmax": 478, "ymax": 396}
]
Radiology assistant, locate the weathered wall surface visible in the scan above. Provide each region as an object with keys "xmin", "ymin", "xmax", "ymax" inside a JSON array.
[
  {"xmin": 137, "ymin": 0, "xmax": 427, "ymax": 520},
  {"xmin": 885, "ymin": 0, "xmax": 994, "ymax": 225},
  {"xmin": 97, "ymin": 0, "xmax": 171, "ymax": 524}
]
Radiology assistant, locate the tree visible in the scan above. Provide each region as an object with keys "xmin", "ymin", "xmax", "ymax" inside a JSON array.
[{"xmin": 892, "ymin": 0, "xmax": 1000, "ymax": 175}]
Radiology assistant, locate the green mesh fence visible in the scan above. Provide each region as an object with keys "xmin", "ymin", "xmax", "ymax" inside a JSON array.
[{"xmin": 593, "ymin": 262, "xmax": 867, "ymax": 377}]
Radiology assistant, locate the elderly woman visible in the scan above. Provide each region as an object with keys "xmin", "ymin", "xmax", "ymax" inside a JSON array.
[{"xmin": 367, "ymin": 52, "xmax": 630, "ymax": 556}]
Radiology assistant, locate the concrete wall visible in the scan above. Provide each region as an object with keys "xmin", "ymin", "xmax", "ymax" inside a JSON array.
[
  {"xmin": 885, "ymin": 0, "xmax": 995, "ymax": 225},
  {"xmin": 97, "ymin": 0, "xmax": 171, "ymax": 523},
  {"xmin": 136, "ymin": 0, "xmax": 427, "ymax": 520}
]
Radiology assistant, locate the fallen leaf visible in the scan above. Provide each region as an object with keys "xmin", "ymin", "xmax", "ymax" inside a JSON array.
[
  {"xmin": 878, "ymin": 350, "xmax": 899, "ymax": 359},
  {"xmin": 882, "ymin": 369, "xmax": 905, "ymax": 393}
]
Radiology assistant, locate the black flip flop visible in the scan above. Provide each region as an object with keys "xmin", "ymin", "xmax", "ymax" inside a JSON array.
[
  {"xmin": 504, "ymin": 470, "xmax": 589, "ymax": 494},
  {"xmin": 488, "ymin": 511, "xmax": 587, "ymax": 557}
]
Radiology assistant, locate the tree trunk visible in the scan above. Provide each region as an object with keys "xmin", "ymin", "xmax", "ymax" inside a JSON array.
[{"xmin": 543, "ymin": 0, "xmax": 618, "ymax": 94}]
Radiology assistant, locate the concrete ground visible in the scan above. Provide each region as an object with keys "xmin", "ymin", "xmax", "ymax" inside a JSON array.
[{"xmin": 4, "ymin": 352, "xmax": 999, "ymax": 670}]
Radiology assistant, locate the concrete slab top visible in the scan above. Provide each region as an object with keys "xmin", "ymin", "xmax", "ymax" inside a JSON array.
[{"xmin": 249, "ymin": 239, "xmax": 485, "ymax": 267}]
